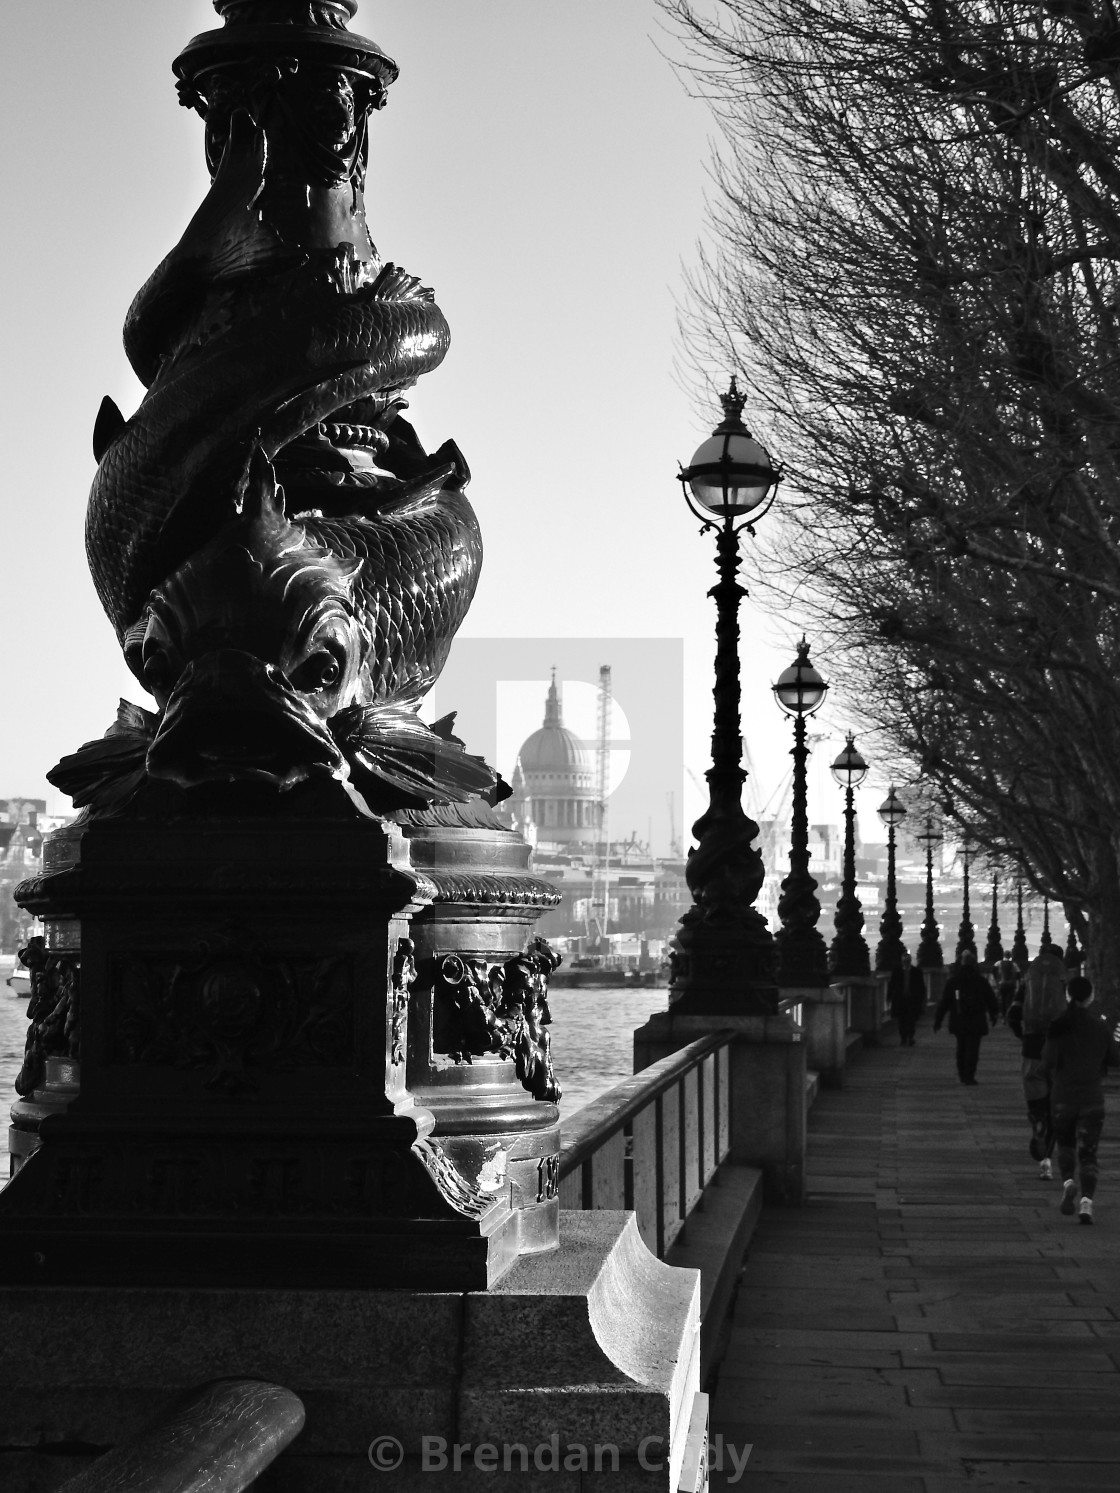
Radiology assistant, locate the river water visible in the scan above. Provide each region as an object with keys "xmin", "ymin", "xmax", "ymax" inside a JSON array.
[{"xmin": 0, "ymin": 959, "xmax": 665, "ymax": 1159}]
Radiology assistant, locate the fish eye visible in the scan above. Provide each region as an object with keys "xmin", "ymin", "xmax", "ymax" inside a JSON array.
[{"xmin": 291, "ymin": 649, "xmax": 342, "ymax": 693}]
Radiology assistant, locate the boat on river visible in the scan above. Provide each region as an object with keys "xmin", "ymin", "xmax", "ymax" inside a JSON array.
[{"xmin": 7, "ymin": 969, "xmax": 30, "ymax": 998}]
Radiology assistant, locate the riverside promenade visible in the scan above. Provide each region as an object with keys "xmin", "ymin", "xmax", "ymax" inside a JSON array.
[{"xmin": 710, "ymin": 1015, "xmax": 1120, "ymax": 1489}]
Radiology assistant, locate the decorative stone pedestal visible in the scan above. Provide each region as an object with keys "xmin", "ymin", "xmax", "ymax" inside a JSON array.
[
  {"xmin": 0, "ymin": 800, "xmax": 545, "ymax": 1290},
  {"xmin": 839, "ymin": 974, "xmax": 885, "ymax": 1046},
  {"xmin": 0, "ymin": 1213, "xmax": 704, "ymax": 1493},
  {"xmin": 789, "ymin": 984, "xmax": 847, "ymax": 1087},
  {"xmin": 635, "ymin": 1009, "xmax": 806, "ymax": 1203}
]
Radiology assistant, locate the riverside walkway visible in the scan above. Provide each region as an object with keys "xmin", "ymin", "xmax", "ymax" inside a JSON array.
[{"xmin": 710, "ymin": 1015, "xmax": 1120, "ymax": 1489}]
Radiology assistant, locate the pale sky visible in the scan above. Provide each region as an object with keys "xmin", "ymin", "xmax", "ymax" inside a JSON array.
[{"xmin": 0, "ymin": 1, "xmax": 888, "ymax": 853}]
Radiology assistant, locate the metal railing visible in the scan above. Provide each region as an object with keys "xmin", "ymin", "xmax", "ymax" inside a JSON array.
[{"xmin": 559, "ymin": 1033, "xmax": 734, "ymax": 1258}]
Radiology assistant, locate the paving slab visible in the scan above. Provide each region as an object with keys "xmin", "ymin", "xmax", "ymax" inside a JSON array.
[{"xmin": 711, "ymin": 1024, "xmax": 1120, "ymax": 1487}]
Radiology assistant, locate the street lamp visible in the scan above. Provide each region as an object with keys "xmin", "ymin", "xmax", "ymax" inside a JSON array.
[
  {"xmin": 829, "ymin": 733, "xmax": 870, "ymax": 977},
  {"xmin": 984, "ymin": 873, "xmax": 1003, "ymax": 968},
  {"xmin": 1011, "ymin": 880, "xmax": 1029, "ymax": 967},
  {"xmin": 915, "ymin": 817, "xmax": 944, "ymax": 969},
  {"xmin": 955, "ymin": 839, "xmax": 977, "ymax": 962},
  {"xmin": 670, "ymin": 379, "xmax": 783, "ymax": 1013},
  {"xmin": 772, "ymin": 637, "xmax": 830, "ymax": 987},
  {"xmin": 875, "ymin": 786, "xmax": 906, "ymax": 972}
]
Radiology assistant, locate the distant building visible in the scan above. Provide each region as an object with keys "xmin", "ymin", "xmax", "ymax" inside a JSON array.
[
  {"xmin": 507, "ymin": 671, "xmax": 598, "ymax": 846},
  {"xmin": 503, "ymin": 677, "xmax": 692, "ymax": 950}
]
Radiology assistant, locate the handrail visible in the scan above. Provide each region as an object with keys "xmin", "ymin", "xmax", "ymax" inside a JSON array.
[
  {"xmin": 57, "ymin": 1379, "xmax": 305, "ymax": 1493},
  {"xmin": 560, "ymin": 1032, "xmax": 732, "ymax": 1177}
]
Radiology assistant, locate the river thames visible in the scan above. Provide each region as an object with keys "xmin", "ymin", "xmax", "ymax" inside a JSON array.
[{"xmin": 0, "ymin": 956, "xmax": 666, "ymax": 1148}]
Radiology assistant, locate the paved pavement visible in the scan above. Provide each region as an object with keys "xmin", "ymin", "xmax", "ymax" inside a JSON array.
[{"xmin": 710, "ymin": 1014, "xmax": 1120, "ymax": 1490}]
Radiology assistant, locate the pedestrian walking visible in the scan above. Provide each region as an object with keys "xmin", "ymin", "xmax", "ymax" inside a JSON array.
[
  {"xmin": 1042, "ymin": 975, "xmax": 1120, "ymax": 1224},
  {"xmin": 888, "ymin": 949, "xmax": 925, "ymax": 1046},
  {"xmin": 995, "ymin": 954, "xmax": 1023, "ymax": 1018},
  {"xmin": 1007, "ymin": 941, "xmax": 1067, "ymax": 1180},
  {"xmin": 933, "ymin": 948, "xmax": 999, "ymax": 1084}
]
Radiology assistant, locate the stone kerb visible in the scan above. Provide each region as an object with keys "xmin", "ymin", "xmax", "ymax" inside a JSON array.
[
  {"xmin": 0, "ymin": 1214, "xmax": 703, "ymax": 1492},
  {"xmin": 634, "ymin": 1010, "xmax": 807, "ymax": 1204}
]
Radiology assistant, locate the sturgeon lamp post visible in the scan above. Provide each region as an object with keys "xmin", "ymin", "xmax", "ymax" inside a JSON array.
[
  {"xmin": 955, "ymin": 839, "xmax": 977, "ymax": 962},
  {"xmin": 1012, "ymin": 879, "xmax": 1029, "ymax": 967},
  {"xmin": 875, "ymin": 787, "xmax": 906, "ymax": 972},
  {"xmin": 984, "ymin": 874, "xmax": 1004, "ymax": 968},
  {"xmin": 828, "ymin": 734, "xmax": 871, "ymax": 977},
  {"xmin": 916, "ymin": 817, "xmax": 944, "ymax": 969},
  {"xmin": 670, "ymin": 378, "xmax": 782, "ymax": 1014},
  {"xmin": 772, "ymin": 638, "xmax": 830, "ymax": 987}
]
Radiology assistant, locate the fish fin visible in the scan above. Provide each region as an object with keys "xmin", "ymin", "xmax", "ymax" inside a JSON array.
[
  {"xmin": 332, "ymin": 703, "xmax": 499, "ymax": 810},
  {"xmin": 429, "ymin": 711, "xmax": 460, "ymax": 742},
  {"xmin": 92, "ymin": 395, "xmax": 126, "ymax": 463},
  {"xmin": 236, "ymin": 443, "xmax": 287, "ymax": 522}
]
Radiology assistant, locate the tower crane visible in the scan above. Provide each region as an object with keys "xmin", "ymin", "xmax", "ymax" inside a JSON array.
[{"xmin": 596, "ymin": 666, "xmax": 612, "ymax": 947}]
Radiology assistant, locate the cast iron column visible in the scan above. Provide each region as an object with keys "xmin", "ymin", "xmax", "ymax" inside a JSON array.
[
  {"xmin": 672, "ymin": 520, "xmax": 776, "ymax": 1010},
  {"xmin": 984, "ymin": 874, "xmax": 1003, "ymax": 967},
  {"xmin": 955, "ymin": 846, "xmax": 976, "ymax": 961},
  {"xmin": 917, "ymin": 818, "xmax": 944, "ymax": 969},
  {"xmin": 875, "ymin": 788, "xmax": 906, "ymax": 972},
  {"xmin": 829, "ymin": 738, "xmax": 870, "ymax": 978},
  {"xmin": 773, "ymin": 640, "xmax": 830, "ymax": 987},
  {"xmin": 1011, "ymin": 881, "xmax": 1029, "ymax": 967}
]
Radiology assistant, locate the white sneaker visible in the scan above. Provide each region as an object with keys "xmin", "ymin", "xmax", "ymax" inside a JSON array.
[
  {"xmin": 1079, "ymin": 1197, "xmax": 1094, "ymax": 1225},
  {"xmin": 1039, "ymin": 1159, "xmax": 1053, "ymax": 1181},
  {"xmin": 1061, "ymin": 1180, "xmax": 1077, "ymax": 1215}
]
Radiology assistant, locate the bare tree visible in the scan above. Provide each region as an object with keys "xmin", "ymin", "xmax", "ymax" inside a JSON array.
[{"xmin": 664, "ymin": 0, "xmax": 1120, "ymax": 992}]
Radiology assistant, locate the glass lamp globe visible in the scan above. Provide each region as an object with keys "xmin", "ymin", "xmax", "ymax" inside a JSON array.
[
  {"xmin": 878, "ymin": 786, "xmax": 906, "ymax": 829},
  {"xmin": 680, "ymin": 378, "xmax": 780, "ymax": 519},
  {"xmin": 773, "ymin": 636, "xmax": 828, "ymax": 717},
  {"xmin": 830, "ymin": 733, "xmax": 869, "ymax": 790}
]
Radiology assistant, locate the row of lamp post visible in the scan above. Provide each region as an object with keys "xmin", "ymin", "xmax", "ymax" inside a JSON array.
[{"xmin": 672, "ymin": 380, "xmax": 1069, "ymax": 1013}]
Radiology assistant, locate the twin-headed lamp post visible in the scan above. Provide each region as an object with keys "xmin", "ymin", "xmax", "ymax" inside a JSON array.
[{"xmin": 669, "ymin": 379, "xmax": 782, "ymax": 1013}]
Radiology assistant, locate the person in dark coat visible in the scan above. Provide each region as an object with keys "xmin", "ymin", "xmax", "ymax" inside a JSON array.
[
  {"xmin": 1043, "ymin": 975, "xmax": 1120, "ymax": 1224},
  {"xmin": 889, "ymin": 949, "xmax": 925, "ymax": 1046},
  {"xmin": 933, "ymin": 948, "xmax": 1000, "ymax": 1084}
]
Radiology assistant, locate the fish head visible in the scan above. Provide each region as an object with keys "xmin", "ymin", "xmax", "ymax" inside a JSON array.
[{"xmin": 129, "ymin": 487, "xmax": 375, "ymax": 791}]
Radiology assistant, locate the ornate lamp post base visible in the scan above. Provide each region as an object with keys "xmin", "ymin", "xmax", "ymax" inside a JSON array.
[
  {"xmin": 668, "ymin": 904, "xmax": 779, "ymax": 1015},
  {"xmin": 2, "ymin": 792, "xmax": 562, "ymax": 1288}
]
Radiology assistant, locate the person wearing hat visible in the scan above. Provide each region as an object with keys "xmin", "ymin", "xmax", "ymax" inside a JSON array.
[{"xmin": 1042, "ymin": 975, "xmax": 1120, "ymax": 1224}]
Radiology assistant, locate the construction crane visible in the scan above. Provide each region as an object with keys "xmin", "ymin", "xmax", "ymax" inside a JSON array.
[
  {"xmin": 666, "ymin": 792, "xmax": 682, "ymax": 858},
  {"xmin": 596, "ymin": 666, "xmax": 612, "ymax": 947}
]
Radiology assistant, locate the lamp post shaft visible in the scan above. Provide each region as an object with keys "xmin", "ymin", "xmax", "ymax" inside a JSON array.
[
  {"xmin": 700, "ymin": 525, "xmax": 750, "ymax": 820},
  {"xmin": 670, "ymin": 518, "xmax": 775, "ymax": 1013},
  {"xmin": 956, "ymin": 853, "xmax": 976, "ymax": 961},
  {"xmin": 984, "ymin": 874, "xmax": 1003, "ymax": 966},
  {"xmin": 918, "ymin": 828, "xmax": 943, "ymax": 969},
  {"xmin": 829, "ymin": 783, "xmax": 870, "ymax": 976},
  {"xmin": 776, "ymin": 709, "xmax": 829, "ymax": 986},
  {"xmin": 875, "ymin": 820, "xmax": 905, "ymax": 971},
  {"xmin": 1011, "ymin": 881, "xmax": 1029, "ymax": 967}
]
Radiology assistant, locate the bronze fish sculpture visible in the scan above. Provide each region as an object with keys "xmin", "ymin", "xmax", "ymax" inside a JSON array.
[{"xmin": 62, "ymin": 99, "xmax": 493, "ymax": 816}]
